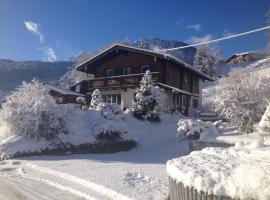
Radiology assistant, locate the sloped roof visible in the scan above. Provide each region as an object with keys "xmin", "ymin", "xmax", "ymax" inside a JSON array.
[
  {"xmin": 158, "ymin": 82, "xmax": 199, "ymax": 97},
  {"xmin": 75, "ymin": 44, "xmax": 213, "ymax": 81},
  {"xmin": 48, "ymin": 85, "xmax": 85, "ymax": 96}
]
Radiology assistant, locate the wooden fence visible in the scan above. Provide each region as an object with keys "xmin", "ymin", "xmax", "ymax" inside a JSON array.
[
  {"xmin": 189, "ymin": 140, "xmax": 234, "ymax": 151},
  {"xmin": 168, "ymin": 177, "xmax": 233, "ymax": 200}
]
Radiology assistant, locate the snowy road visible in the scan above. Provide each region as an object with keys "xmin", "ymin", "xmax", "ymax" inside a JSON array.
[
  {"xmin": 0, "ymin": 115, "xmax": 189, "ymax": 200},
  {"xmin": 0, "ymin": 174, "xmax": 84, "ymax": 200}
]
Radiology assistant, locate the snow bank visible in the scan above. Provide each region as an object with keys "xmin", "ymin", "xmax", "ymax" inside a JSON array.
[
  {"xmin": 0, "ymin": 105, "xmax": 135, "ymax": 159},
  {"xmin": 166, "ymin": 142, "xmax": 270, "ymax": 199}
]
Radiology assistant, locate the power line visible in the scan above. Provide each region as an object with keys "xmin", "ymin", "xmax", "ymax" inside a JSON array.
[{"xmin": 158, "ymin": 25, "xmax": 270, "ymax": 52}]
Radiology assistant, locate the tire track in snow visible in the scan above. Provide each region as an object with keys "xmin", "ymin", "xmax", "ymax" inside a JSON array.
[
  {"xmin": 25, "ymin": 176, "xmax": 98, "ymax": 200},
  {"xmin": 25, "ymin": 163, "xmax": 134, "ymax": 200}
]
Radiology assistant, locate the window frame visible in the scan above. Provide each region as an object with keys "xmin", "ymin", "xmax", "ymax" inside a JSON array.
[
  {"xmin": 123, "ymin": 66, "xmax": 132, "ymax": 75},
  {"xmin": 106, "ymin": 68, "xmax": 115, "ymax": 77}
]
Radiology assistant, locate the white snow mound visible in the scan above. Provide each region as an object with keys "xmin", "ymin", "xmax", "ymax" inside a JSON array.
[{"xmin": 166, "ymin": 142, "xmax": 270, "ymax": 199}]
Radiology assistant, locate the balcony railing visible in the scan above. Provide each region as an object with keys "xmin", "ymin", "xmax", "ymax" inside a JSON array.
[{"xmin": 87, "ymin": 72, "xmax": 160, "ymax": 89}]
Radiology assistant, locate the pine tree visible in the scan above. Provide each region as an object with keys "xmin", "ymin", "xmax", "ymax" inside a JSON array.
[
  {"xmin": 132, "ymin": 70, "xmax": 164, "ymax": 121},
  {"xmin": 90, "ymin": 89, "xmax": 104, "ymax": 109}
]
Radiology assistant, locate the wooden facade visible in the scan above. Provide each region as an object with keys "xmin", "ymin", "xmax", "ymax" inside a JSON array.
[
  {"xmin": 49, "ymin": 86, "xmax": 86, "ymax": 104},
  {"xmin": 72, "ymin": 44, "xmax": 212, "ymax": 115}
]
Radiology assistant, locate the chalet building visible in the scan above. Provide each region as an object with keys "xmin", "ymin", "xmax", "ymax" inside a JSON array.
[
  {"xmin": 49, "ymin": 86, "xmax": 86, "ymax": 104},
  {"xmin": 70, "ymin": 44, "xmax": 212, "ymax": 116},
  {"xmin": 224, "ymin": 52, "xmax": 262, "ymax": 64}
]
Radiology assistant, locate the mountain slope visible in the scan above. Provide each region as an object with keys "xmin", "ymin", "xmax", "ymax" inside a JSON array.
[{"xmin": 0, "ymin": 59, "xmax": 72, "ymax": 91}]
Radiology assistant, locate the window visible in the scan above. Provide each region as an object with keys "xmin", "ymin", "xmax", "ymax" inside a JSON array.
[
  {"xmin": 75, "ymin": 84, "xmax": 81, "ymax": 93},
  {"xmin": 193, "ymin": 78, "xmax": 199, "ymax": 87},
  {"xmin": 184, "ymin": 72, "xmax": 188, "ymax": 84},
  {"xmin": 107, "ymin": 94, "xmax": 112, "ymax": 103},
  {"xmin": 101, "ymin": 94, "xmax": 107, "ymax": 103},
  {"xmin": 182, "ymin": 95, "xmax": 187, "ymax": 107},
  {"xmin": 117, "ymin": 94, "xmax": 121, "ymax": 104},
  {"xmin": 141, "ymin": 65, "xmax": 149, "ymax": 73},
  {"xmin": 102, "ymin": 94, "xmax": 121, "ymax": 105},
  {"xmin": 123, "ymin": 66, "xmax": 132, "ymax": 75},
  {"xmin": 112, "ymin": 94, "xmax": 116, "ymax": 103},
  {"xmin": 192, "ymin": 99, "xmax": 199, "ymax": 108},
  {"xmin": 106, "ymin": 69, "xmax": 115, "ymax": 77}
]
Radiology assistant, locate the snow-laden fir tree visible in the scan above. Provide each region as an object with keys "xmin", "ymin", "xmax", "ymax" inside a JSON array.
[
  {"xmin": 132, "ymin": 70, "xmax": 165, "ymax": 121},
  {"xmin": 90, "ymin": 89, "xmax": 104, "ymax": 109},
  {"xmin": 258, "ymin": 103, "xmax": 270, "ymax": 137},
  {"xmin": 193, "ymin": 44, "xmax": 221, "ymax": 77},
  {"xmin": 0, "ymin": 79, "xmax": 67, "ymax": 140}
]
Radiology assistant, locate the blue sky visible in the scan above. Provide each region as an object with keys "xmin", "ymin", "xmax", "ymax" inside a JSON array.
[{"xmin": 0, "ymin": 0, "xmax": 269, "ymax": 61}]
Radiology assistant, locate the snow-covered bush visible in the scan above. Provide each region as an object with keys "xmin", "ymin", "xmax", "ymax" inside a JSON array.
[
  {"xmin": 92, "ymin": 117, "xmax": 130, "ymax": 141},
  {"xmin": 0, "ymin": 79, "xmax": 68, "ymax": 140},
  {"xmin": 89, "ymin": 90, "xmax": 128, "ymax": 140},
  {"xmin": 76, "ymin": 96, "xmax": 86, "ymax": 104},
  {"xmin": 177, "ymin": 118, "xmax": 221, "ymax": 140},
  {"xmin": 132, "ymin": 70, "xmax": 165, "ymax": 122},
  {"xmin": 212, "ymin": 68, "xmax": 270, "ymax": 133},
  {"xmin": 258, "ymin": 104, "xmax": 270, "ymax": 137}
]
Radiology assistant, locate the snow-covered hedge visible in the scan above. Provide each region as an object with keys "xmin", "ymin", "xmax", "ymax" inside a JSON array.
[
  {"xmin": 0, "ymin": 80, "xmax": 68, "ymax": 141},
  {"xmin": 211, "ymin": 68, "xmax": 270, "ymax": 132},
  {"xmin": 177, "ymin": 118, "xmax": 222, "ymax": 140}
]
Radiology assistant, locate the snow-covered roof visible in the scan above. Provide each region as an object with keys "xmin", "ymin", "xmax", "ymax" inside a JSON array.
[
  {"xmin": 157, "ymin": 82, "xmax": 199, "ymax": 97},
  {"xmin": 48, "ymin": 85, "xmax": 85, "ymax": 96},
  {"xmin": 76, "ymin": 44, "xmax": 213, "ymax": 81}
]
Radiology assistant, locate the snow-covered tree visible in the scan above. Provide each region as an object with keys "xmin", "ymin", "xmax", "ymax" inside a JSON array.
[
  {"xmin": 212, "ymin": 68, "xmax": 270, "ymax": 132},
  {"xmin": 90, "ymin": 89, "xmax": 104, "ymax": 109},
  {"xmin": 0, "ymin": 79, "xmax": 68, "ymax": 140},
  {"xmin": 258, "ymin": 103, "xmax": 270, "ymax": 137},
  {"xmin": 193, "ymin": 44, "xmax": 221, "ymax": 77},
  {"xmin": 132, "ymin": 70, "xmax": 165, "ymax": 121}
]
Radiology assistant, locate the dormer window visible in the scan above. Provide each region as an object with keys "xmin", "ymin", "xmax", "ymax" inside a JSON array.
[
  {"xmin": 123, "ymin": 66, "xmax": 132, "ymax": 75},
  {"xmin": 106, "ymin": 69, "xmax": 115, "ymax": 77},
  {"xmin": 184, "ymin": 72, "xmax": 188, "ymax": 83},
  {"xmin": 141, "ymin": 65, "xmax": 149, "ymax": 73}
]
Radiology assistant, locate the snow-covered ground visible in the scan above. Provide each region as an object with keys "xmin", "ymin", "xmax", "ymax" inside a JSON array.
[
  {"xmin": 167, "ymin": 141, "xmax": 270, "ymax": 199},
  {"xmin": 0, "ymin": 114, "xmax": 189, "ymax": 200}
]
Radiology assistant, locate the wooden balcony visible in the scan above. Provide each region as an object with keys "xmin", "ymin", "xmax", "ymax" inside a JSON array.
[{"xmin": 87, "ymin": 72, "xmax": 160, "ymax": 90}]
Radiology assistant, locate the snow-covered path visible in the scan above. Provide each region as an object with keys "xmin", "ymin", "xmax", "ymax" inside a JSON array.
[{"xmin": 0, "ymin": 114, "xmax": 189, "ymax": 200}]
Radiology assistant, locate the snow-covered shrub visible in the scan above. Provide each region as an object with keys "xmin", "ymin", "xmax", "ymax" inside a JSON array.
[
  {"xmin": 177, "ymin": 118, "xmax": 221, "ymax": 140},
  {"xmin": 90, "ymin": 89, "xmax": 104, "ymax": 109},
  {"xmin": 258, "ymin": 104, "xmax": 270, "ymax": 138},
  {"xmin": 212, "ymin": 68, "xmax": 270, "ymax": 133},
  {"xmin": 76, "ymin": 96, "xmax": 86, "ymax": 104},
  {"xmin": 92, "ymin": 117, "xmax": 130, "ymax": 141},
  {"xmin": 0, "ymin": 79, "xmax": 68, "ymax": 140},
  {"xmin": 132, "ymin": 70, "xmax": 165, "ymax": 122},
  {"xmin": 100, "ymin": 103, "xmax": 123, "ymax": 120},
  {"xmin": 89, "ymin": 91, "xmax": 128, "ymax": 140},
  {"xmin": 92, "ymin": 105, "xmax": 129, "ymax": 141}
]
